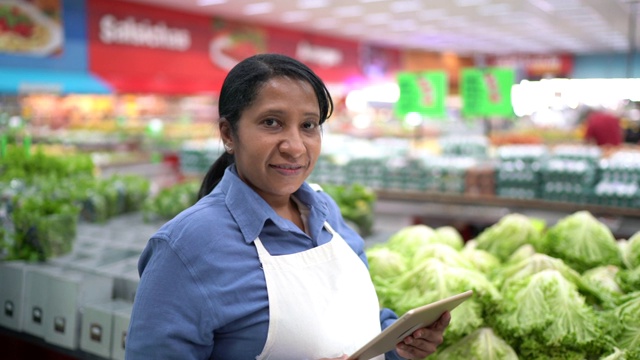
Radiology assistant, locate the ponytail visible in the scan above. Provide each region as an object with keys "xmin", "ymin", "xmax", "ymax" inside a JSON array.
[{"xmin": 197, "ymin": 152, "xmax": 234, "ymax": 199}]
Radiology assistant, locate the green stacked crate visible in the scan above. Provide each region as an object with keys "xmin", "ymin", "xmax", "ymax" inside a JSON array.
[
  {"xmin": 414, "ymin": 156, "xmax": 476, "ymax": 194},
  {"xmin": 495, "ymin": 145, "xmax": 546, "ymax": 199},
  {"xmin": 441, "ymin": 157, "xmax": 477, "ymax": 194},
  {"xmin": 309, "ymin": 154, "xmax": 348, "ymax": 185},
  {"xmin": 539, "ymin": 158, "xmax": 596, "ymax": 203},
  {"xmin": 591, "ymin": 151, "xmax": 640, "ymax": 207},
  {"xmin": 345, "ymin": 157, "xmax": 386, "ymax": 189},
  {"xmin": 592, "ymin": 181, "xmax": 639, "ymax": 208},
  {"xmin": 552, "ymin": 144, "xmax": 602, "ymax": 165},
  {"xmin": 439, "ymin": 135, "xmax": 489, "ymax": 158},
  {"xmin": 382, "ymin": 157, "xmax": 429, "ymax": 191}
]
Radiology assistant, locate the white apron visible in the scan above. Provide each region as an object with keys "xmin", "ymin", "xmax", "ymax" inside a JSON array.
[{"xmin": 254, "ymin": 221, "xmax": 384, "ymax": 360}]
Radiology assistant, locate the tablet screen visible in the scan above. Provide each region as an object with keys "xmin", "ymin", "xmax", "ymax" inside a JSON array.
[{"xmin": 347, "ymin": 290, "xmax": 474, "ymax": 360}]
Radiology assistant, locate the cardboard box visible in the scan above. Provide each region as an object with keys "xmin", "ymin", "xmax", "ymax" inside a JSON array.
[
  {"xmin": 110, "ymin": 304, "xmax": 134, "ymax": 360},
  {"xmin": 0, "ymin": 261, "xmax": 27, "ymax": 331},
  {"xmin": 80, "ymin": 300, "xmax": 133, "ymax": 358},
  {"xmin": 44, "ymin": 269, "xmax": 114, "ymax": 350}
]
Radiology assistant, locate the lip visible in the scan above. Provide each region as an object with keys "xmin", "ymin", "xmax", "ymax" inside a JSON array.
[{"xmin": 270, "ymin": 163, "xmax": 305, "ymax": 176}]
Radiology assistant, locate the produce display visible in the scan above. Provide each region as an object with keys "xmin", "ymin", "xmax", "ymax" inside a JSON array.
[
  {"xmin": 141, "ymin": 180, "xmax": 200, "ymax": 222},
  {"xmin": 0, "ymin": 144, "xmax": 150, "ymax": 261},
  {"xmin": 320, "ymin": 183, "xmax": 376, "ymax": 237},
  {"xmin": 140, "ymin": 180, "xmax": 378, "ymax": 237},
  {"xmin": 366, "ymin": 211, "xmax": 640, "ymax": 359}
]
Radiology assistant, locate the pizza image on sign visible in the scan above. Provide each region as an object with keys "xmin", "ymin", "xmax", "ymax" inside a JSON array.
[
  {"xmin": 0, "ymin": 0, "xmax": 62, "ymax": 56},
  {"xmin": 209, "ymin": 29, "xmax": 265, "ymax": 70}
]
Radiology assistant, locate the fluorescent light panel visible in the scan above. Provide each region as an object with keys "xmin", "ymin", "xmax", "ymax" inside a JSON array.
[
  {"xmin": 333, "ymin": 5, "xmax": 365, "ymax": 17},
  {"xmin": 243, "ymin": 2, "xmax": 274, "ymax": 15},
  {"xmin": 389, "ymin": 1, "xmax": 421, "ymax": 13},
  {"xmin": 297, "ymin": 0, "xmax": 330, "ymax": 9},
  {"xmin": 197, "ymin": 0, "xmax": 227, "ymax": 5},
  {"xmin": 281, "ymin": 10, "xmax": 311, "ymax": 22}
]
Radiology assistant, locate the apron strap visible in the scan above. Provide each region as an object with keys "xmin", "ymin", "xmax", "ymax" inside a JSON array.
[{"xmin": 253, "ymin": 238, "xmax": 269, "ymax": 258}]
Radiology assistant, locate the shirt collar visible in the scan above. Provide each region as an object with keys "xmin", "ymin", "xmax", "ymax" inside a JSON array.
[{"xmin": 215, "ymin": 165, "xmax": 329, "ymax": 244}]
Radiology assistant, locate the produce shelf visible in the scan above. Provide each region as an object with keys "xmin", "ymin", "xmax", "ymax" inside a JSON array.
[{"xmin": 374, "ymin": 189, "xmax": 640, "ymax": 239}]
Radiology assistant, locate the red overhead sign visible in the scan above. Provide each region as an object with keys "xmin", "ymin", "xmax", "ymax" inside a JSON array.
[{"xmin": 87, "ymin": 0, "xmax": 401, "ymax": 94}]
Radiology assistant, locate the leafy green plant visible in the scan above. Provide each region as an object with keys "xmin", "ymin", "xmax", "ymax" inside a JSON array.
[
  {"xmin": 321, "ymin": 183, "xmax": 376, "ymax": 237},
  {"xmin": 142, "ymin": 181, "xmax": 199, "ymax": 222}
]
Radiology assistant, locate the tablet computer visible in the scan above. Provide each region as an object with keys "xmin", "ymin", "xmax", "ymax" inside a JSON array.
[{"xmin": 347, "ymin": 290, "xmax": 473, "ymax": 360}]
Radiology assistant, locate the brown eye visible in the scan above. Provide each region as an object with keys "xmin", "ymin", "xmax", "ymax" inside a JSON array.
[{"xmin": 263, "ymin": 118, "xmax": 279, "ymax": 127}]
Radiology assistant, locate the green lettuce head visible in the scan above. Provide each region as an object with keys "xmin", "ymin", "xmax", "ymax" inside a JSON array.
[
  {"xmin": 474, "ymin": 213, "xmax": 544, "ymax": 262},
  {"xmin": 622, "ymin": 231, "xmax": 640, "ymax": 269},
  {"xmin": 543, "ymin": 211, "xmax": 622, "ymax": 273}
]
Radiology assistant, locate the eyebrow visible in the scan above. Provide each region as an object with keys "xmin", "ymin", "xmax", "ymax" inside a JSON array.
[{"xmin": 259, "ymin": 109, "xmax": 320, "ymax": 119}]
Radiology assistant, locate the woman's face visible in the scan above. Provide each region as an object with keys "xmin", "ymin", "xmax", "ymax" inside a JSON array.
[{"xmin": 223, "ymin": 76, "xmax": 322, "ymax": 204}]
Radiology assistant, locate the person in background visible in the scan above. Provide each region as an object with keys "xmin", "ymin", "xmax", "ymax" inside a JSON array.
[
  {"xmin": 583, "ymin": 106, "xmax": 623, "ymax": 147},
  {"xmin": 125, "ymin": 53, "xmax": 450, "ymax": 360}
]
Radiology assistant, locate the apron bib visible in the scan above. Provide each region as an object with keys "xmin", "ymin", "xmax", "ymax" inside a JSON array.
[{"xmin": 255, "ymin": 221, "xmax": 384, "ymax": 360}]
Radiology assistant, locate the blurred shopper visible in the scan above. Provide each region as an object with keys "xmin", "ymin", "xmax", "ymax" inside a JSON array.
[{"xmin": 583, "ymin": 107, "xmax": 623, "ymax": 147}]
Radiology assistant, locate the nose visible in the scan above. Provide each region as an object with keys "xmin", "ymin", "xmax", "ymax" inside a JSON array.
[{"xmin": 278, "ymin": 129, "xmax": 306, "ymax": 158}]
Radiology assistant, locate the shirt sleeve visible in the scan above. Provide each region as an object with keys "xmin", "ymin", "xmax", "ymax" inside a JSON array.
[{"xmin": 126, "ymin": 236, "xmax": 214, "ymax": 360}]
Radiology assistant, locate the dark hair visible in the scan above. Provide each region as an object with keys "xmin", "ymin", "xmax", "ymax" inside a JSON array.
[{"xmin": 197, "ymin": 53, "xmax": 334, "ymax": 199}]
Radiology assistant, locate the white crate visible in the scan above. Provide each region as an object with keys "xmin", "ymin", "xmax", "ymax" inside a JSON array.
[
  {"xmin": 44, "ymin": 269, "xmax": 114, "ymax": 350},
  {"xmin": 110, "ymin": 303, "xmax": 134, "ymax": 360},
  {"xmin": 0, "ymin": 261, "xmax": 27, "ymax": 331},
  {"xmin": 22, "ymin": 263, "xmax": 62, "ymax": 338},
  {"xmin": 80, "ymin": 300, "xmax": 133, "ymax": 358}
]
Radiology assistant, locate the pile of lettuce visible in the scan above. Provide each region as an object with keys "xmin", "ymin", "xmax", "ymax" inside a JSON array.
[{"xmin": 366, "ymin": 212, "xmax": 640, "ymax": 359}]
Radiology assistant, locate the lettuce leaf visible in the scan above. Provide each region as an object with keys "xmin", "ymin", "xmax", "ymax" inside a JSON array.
[{"xmin": 433, "ymin": 327, "xmax": 518, "ymax": 360}]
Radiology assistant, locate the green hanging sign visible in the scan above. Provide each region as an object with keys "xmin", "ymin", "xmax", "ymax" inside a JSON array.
[
  {"xmin": 394, "ymin": 71, "xmax": 447, "ymax": 119},
  {"xmin": 461, "ymin": 67, "xmax": 515, "ymax": 119}
]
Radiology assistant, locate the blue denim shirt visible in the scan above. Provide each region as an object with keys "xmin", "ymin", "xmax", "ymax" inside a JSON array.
[{"xmin": 125, "ymin": 165, "xmax": 401, "ymax": 359}]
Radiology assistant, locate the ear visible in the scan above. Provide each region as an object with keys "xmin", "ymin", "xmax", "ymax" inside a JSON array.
[{"xmin": 219, "ymin": 118, "xmax": 233, "ymax": 146}]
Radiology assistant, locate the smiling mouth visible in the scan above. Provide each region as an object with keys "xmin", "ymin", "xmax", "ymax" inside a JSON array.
[{"xmin": 270, "ymin": 164, "xmax": 304, "ymax": 173}]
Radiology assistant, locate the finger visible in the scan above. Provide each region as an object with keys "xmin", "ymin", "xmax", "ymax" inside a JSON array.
[
  {"xmin": 429, "ymin": 311, "xmax": 451, "ymax": 331},
  {"xmin": 409, "ymin": 328, "xmax": 444, "ymax": 345},
  {"xmin": 397, "ymin": 340, "xmax": 437, "ymax": 359}
]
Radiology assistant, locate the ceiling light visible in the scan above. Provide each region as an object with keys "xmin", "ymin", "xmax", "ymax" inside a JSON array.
[
  {"xmin": 389, "ymin": 1, "xmax": 421, "ymax": 13},
  {"xmin": 333, "ymin": 5, "xmax": 364, "ymax": 17},
  {"xmin": 243, "ymin": 2, "xmax": 274, "ymax": 15},
  {"xmin": 477, "ymin": 3, "xmax": 511, "ymax": 16},
  {"xmin": 390, "ymin": 19, "xmax": 418, "ymax": 32},
  {"xmin": 454, "ymin": 0, "xmax": 490, "ymax": 6},
  {"xmin": 197, "ymin": 0, "xmax": 227, "ymax": 5},
  {"xmin": 297, "ymin": 0, "xmax": 330, "ymax": 9},
  {"xmin": 529, "ymin": 0, "xmax": 554, "ymax": 13},
  {"xmin": 281, "ymin": 10, "xmax": 311, "ymax": 23},
  {"xmin": 363, "ymin": 13, "xmax": 392, "ymax": 24},
  {"xmin": 419, "ymin": 9, "xmax": 447, "ymax": 21}
]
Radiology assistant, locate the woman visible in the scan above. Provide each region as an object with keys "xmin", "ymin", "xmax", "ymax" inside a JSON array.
[{"xmin": 126, "ymin": 53, "xmax": 450, "ymax": 360}]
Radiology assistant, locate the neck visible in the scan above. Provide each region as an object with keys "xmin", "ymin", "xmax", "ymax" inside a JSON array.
[{"xmin": 273, "ymin": 198, "xmax": 305, "ymax": 233}]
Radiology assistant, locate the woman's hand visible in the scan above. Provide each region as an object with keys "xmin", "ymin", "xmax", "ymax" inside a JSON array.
[{"xmin": 395, "ymin": 311, "xmax": 451, "ymax": 359}]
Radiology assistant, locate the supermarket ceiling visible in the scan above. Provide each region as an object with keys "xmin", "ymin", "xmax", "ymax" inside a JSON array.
[{"xmin": 123, "ymin": 0, "xmax": 640, "ymax": 55}]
